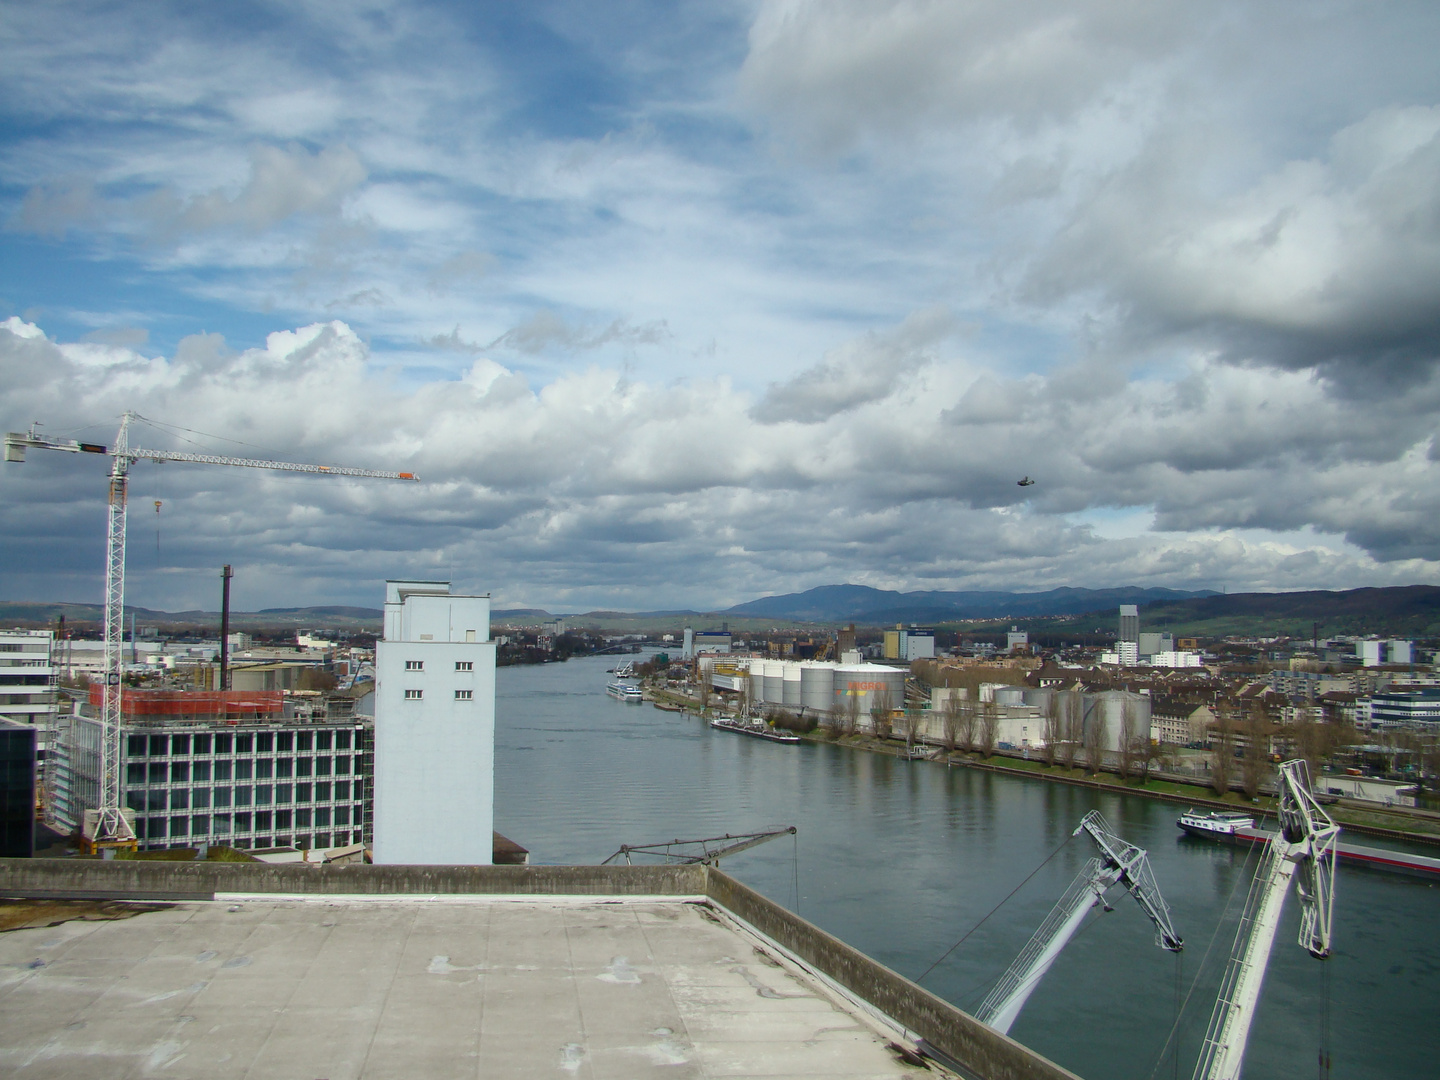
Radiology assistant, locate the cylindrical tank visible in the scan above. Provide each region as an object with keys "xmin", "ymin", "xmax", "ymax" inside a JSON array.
[
  {"xmin": 748, "ymin": 667, "xmax": 764, "ymax": 705},
  {"xmin": 994, "ymin": 686, "xmax": 1025, "ymax": 707},
  {"xmin": 832, "ymin": 665, "xmax": 905, "ymax": 716},
  {"xmin": 782, "ymin": 662, "xmax": 802, "ymax": 707},
  {"xmin": 800, "ymin": 663, "xmax": 834, "ymax": 713},
  {"xmin": 763, "ymin": 661, "xmax": 783, "ymax": 705},
  {"xmin": 1022, "ymin": 688, "xmax": 1054, "ymax": 712}
]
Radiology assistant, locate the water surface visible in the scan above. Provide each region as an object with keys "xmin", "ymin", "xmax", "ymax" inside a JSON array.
[{"xmin": 494, "ymin": 655, "xmax": 1439, "ymax": 1080}]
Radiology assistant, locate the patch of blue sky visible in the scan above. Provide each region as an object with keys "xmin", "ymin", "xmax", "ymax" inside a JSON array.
[
  {"xmin": 0, "ymin": 235, "xmax": 280, "ymax": 357},
  {"xmin": 1070, "ymin": 506, "xmax": 1157, "ymax": 541}
]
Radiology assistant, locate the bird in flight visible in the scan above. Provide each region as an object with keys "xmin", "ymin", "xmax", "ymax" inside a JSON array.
[{"xmin": 1017, "ymin": 476, "xmax": 1035, "ymax": 487}]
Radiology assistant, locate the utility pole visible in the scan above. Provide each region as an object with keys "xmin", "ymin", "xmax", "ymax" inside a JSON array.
[{"xmin": 220, "ymin": 565, "xmax": 234, "ymax": 691}]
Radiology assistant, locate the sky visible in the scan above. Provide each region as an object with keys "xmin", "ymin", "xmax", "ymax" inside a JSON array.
[{"xmin": 3, "ymin": 1, "xmax": 1440, "ymax": 614}]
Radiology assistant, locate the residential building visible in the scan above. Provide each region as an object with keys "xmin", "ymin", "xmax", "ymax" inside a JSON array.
[
  {"xmin": 1150, "ymin": 698, "xmax": 1214, "ymax": 746},
  {"xmin": 373, "ymin": 580, "xmax": 495, "ymax": 865},
  {"xmin": 1118, "ymin": 605, "xmax": 1139, "ymax": 644},
  {"xmin": 1151, "ymin": 651, "xmax": 1202, "ymax": 668},
  {"xmin": 1364, "ymin": 687, "xmax": 1440, "ymax": 727},
  {"xmin": 0, "ymin": 629, "xmax": 57, "ymax": 820}
]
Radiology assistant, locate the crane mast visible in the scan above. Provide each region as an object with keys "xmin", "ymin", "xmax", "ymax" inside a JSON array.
[
  {"xmin": 976, "ymin": 810, "xmax": 1183, "ymax": 1035},
  {"xmin": 1193, "ymin": 759, "xmax": 1338, "ymax": 1080},
  {"xmin": 5, "ymin": 411, "xmax": 418, "ymax": 849}
]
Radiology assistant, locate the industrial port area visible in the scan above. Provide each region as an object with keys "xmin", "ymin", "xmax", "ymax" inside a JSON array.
[
  {"xmin": 1, "ymin": 408, "xmax": 1437, "ymax": 1077},
  {"xmin": 5, "ymin": 4, "xmax": 1440, "ymax": 1075}
]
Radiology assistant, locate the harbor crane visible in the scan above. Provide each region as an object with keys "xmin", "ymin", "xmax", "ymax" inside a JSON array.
[
  {"xmin": 1193, "ymin": 759, "xmax": 1338, "ymax": 1080},
  {"xmin": 602, "ymin": 826, "xmax": 797, "ymax": 866},
  {"xmin": 4, "ymin": 411, "xmax": 418, "ymax": 850},
  {"xmin": 976, "ymin": 811, "xmax": 1183, "ymax": 1035}
]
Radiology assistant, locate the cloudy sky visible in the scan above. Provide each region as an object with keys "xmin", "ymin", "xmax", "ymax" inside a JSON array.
[{"xmin": 3, "ymin": 1, "xmax": 1440, "ymax": 614}]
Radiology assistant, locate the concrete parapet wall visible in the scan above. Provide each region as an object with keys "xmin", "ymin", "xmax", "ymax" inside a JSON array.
[
  {"xmin": 0, "ymin": 859, "xmax": 706, "ymax": 900},
  {"xmin": 704, "ymin": 868, "xmax": 1080, "ymax": 1080},
  {"xmin": 0, "ymin": 858, "xmax": 1077, "ymax": 1080}
]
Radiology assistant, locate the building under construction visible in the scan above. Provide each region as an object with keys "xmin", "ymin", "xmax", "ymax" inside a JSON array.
[{"xmin": 54, "ymin": 687, "xmax": 371, "ymax": 852}]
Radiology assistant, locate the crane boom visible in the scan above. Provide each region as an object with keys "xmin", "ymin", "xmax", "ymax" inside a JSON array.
[
  {"xmin": 602, "ymin": 826, "xmax": 797, "ymax": 866},
  {"xmin": 1193, "ymin": 760, "xmax": 1338, "ymax": 1080},
  {"xmin": 977, "ymin": 811, "xmax": 1183, "ymax": 1035},
  {"xmin": 4, "ymin": 412, "xmax": 419, "ymax": 848}
]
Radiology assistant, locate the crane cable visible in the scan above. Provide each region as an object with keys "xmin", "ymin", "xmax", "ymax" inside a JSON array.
[
  {"xmin": 1319, "ymin": 959, "xmax": 1332, "ymax": 1079},
  {"xmin": 1145, "ymin": 840, "xmax": 1260, "ymax": 1080},
  {"xmin": 914, "ymin": 831, "xmax": 1074, "ymax": 986}
]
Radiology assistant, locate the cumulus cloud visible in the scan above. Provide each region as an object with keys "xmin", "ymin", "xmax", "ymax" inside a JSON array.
[
  {"xmin": 1028, "ymin": 105, "xmax": 1440, "ymax": 387},
  {"xmin": 740, "ymin": 0, "xmax": 1192, "ymax": 152},
  {"xmin": 3, "ymin": 313, "xmax": 1439, "ymax": 611},
  {"xmin": 751, "ymin": 305, "xmax": 955, "ymax": 423}
]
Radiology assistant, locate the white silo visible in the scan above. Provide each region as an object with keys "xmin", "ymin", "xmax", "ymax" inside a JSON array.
[
  {"xmin": 782, "ymin": 662, "xmax": 802, "ymax": 707},
  {"xmin": 800, "ymin": 663, "xmax": 835, "ymax": 714}
]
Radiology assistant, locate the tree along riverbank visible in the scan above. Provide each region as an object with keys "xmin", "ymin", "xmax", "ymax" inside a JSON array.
[{"xmin": 644, "ymin": 684, "xmax": 1440, "ymax": 845}]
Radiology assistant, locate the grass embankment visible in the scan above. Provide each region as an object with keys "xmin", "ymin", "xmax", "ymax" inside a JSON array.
[
  {"xmin": 799, "ymin": 730, "xmax": 1440, "ymax": 842},
  {"xmin": 646, "ymin": 687, "xmax": 1440, "ymax": 842}
]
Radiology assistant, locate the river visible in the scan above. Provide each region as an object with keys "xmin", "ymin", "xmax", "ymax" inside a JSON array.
[{"xmin": 493, "ymin": 654, "xmax": 1438, "ymax": 1080}]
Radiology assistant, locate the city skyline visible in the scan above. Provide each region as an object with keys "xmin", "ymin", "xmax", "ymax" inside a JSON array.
[{"xmin": 3, "ymin": 2, "xmax": 1440, "ymax": 613}]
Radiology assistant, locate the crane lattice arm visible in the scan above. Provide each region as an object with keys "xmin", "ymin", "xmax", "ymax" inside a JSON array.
[
  {"xmin": 5, "ymin": 412, "xmax": 418, "ymax": 848},
  {"xmin": 976, "ymin": 811, "xmax": 1183, "ymax": 1035},
  {"xmin": 602, "ymin": 827, "xmax": 796, "ymax": 866},
  {"xmin": 1193, "ymin": 760, "xmax": 1337, "ymax": 1080}
]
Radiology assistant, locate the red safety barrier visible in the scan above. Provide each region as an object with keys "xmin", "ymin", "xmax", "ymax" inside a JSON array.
[{"xmin": 88, "ymin": 687, "xmax": 284, "ymax": 718}]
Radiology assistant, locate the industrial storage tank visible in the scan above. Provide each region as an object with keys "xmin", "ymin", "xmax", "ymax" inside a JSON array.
[
  {"xmin": 800, "ymin": 663, "xmax": 835, "ymax": 714},
  {"xmin": 748, "ymin": 662, "xmax": 764, "ymax": 706},
  {"xmin": 1022, "ymin": 687, "xmax": 1054, "ymax": 712},
  {"xmin": 782, "ymin": 662, "xmax": 802, "ymax": 707},
  {"xmin": 832, "ymin": 665, "xmax": 906, "ymax": 716},
  {"xmin": 994, "ymin": 686, "xmax": 1026, "ymax": 707},
  {"xmin": 762, "ymin": 661, "xmax": 784, "ymax": 705}
]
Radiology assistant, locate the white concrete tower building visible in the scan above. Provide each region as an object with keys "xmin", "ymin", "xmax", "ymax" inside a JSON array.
[{"xmin": 374, "ymin": 581, "xmax": 495, "ymax": 865}]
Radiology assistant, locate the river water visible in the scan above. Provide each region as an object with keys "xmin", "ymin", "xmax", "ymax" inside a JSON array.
[{"xmin": 494, "ymin": 654, "xmax": 1438, "ymax": 1080}]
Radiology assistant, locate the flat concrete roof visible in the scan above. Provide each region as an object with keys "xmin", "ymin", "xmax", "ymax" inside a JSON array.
[{"xmin": 0, "ymin": 895, "xmax": 928, "ymax": 1079}]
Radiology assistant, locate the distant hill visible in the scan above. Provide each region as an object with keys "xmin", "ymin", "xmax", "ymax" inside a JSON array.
[
  {"xmin": 0, "ymin": 600, "xmax": 381, "ymax": 632},
  {"xmin": 1130, "ymin": 586, "xmax": 1440, "ymax": 638},
  {"xmin": 6, "ymin": 584, "xmax": 1437, "ymax": 637},
  {"xmin": 721, "ymin": 584, "xmax": 1218, "ymax": 624}
]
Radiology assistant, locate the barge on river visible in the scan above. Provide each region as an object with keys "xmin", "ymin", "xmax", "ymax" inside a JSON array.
[
  {"xmin": 709, "ymin": 716, "xmax": 801, "ymax": 743},
  {"xmin": 1178, "ymin": 808, "xmax": 1440, "ymax": 878}
]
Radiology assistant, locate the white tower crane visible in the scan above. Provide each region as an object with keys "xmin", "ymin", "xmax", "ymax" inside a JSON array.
[
  {"xmin": 1193, "ymin": 759, "xmax": 1338, "ymax": 1080},
  {"xmin": 976, "ymin": 810, "xmax": 1184, "ymax": 1034},
  {"xmin": 4, "ymin": 411, "xmax": 418, "ymax": 850}
]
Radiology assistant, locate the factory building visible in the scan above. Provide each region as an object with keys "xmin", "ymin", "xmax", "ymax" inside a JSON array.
[
  {"xmin": 56, "ymin": 687, "xmax": 371, "ymax": 852},
  {"xmin": 882, "ymin": 626, "xmax": 935, "ymax": 662},
  {"xmin": 373, "ymin": 580, "xmax": 495, "ymax": 865},
  {"xmin": 691, "ymin": 631, "xmax": 732, "ymax": 656}
]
